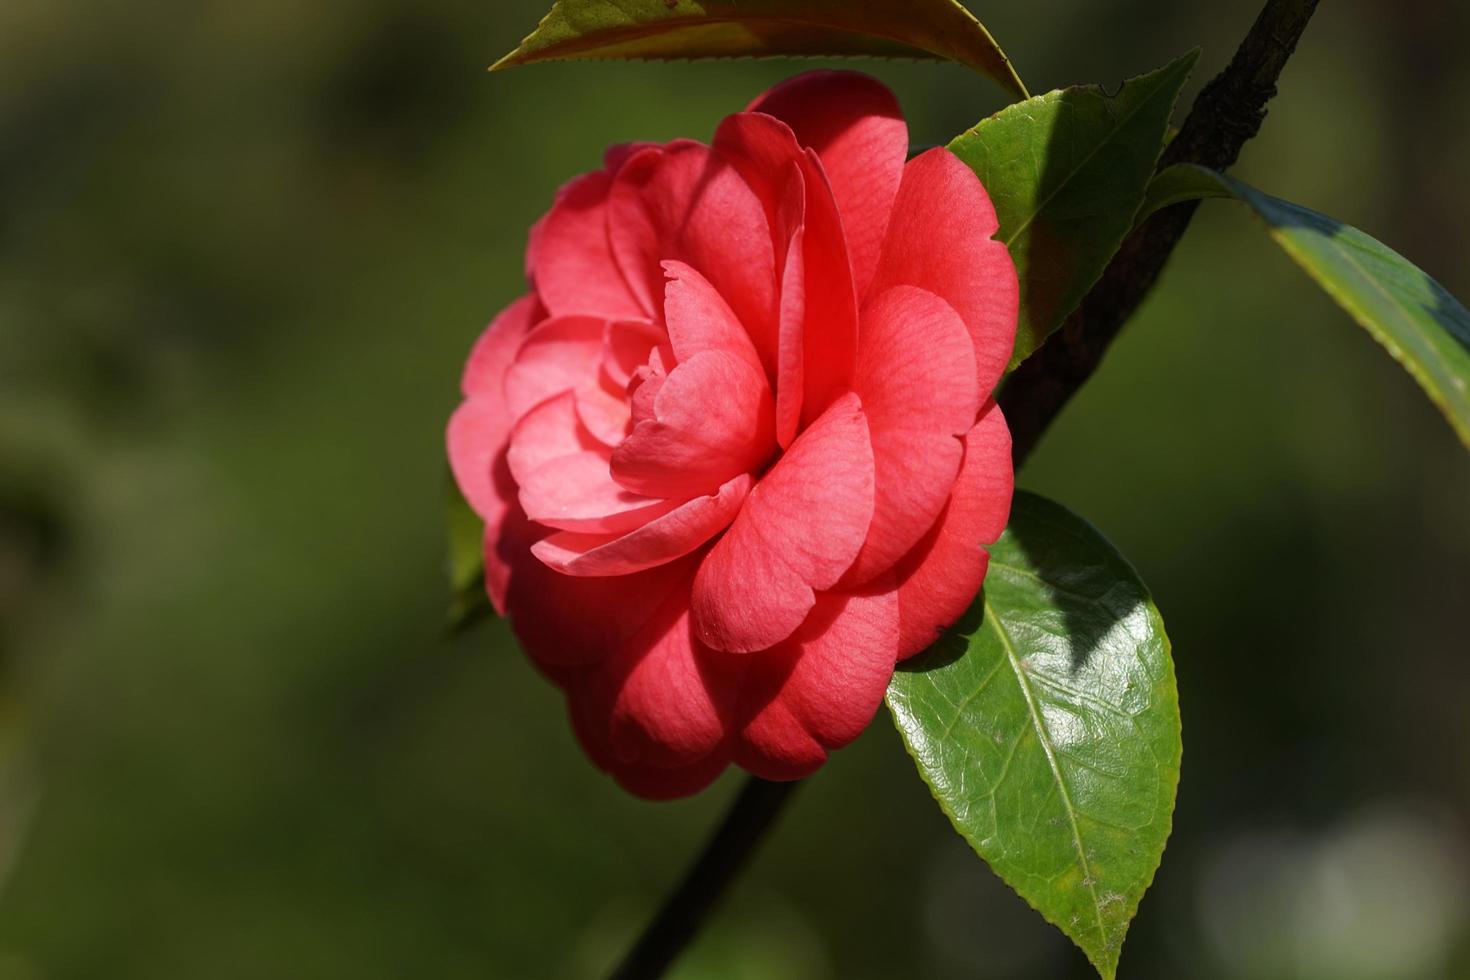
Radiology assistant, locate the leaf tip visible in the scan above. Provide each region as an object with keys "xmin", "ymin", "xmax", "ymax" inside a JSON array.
[{"xmin": 488, "ymin": 48, "xmax": 526, "ymax": 72}]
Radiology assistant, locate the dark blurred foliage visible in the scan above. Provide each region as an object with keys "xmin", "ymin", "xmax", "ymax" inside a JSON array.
[{"xmin": 1, "ymin": 1, "xmax": 1468, "ymax": 978}]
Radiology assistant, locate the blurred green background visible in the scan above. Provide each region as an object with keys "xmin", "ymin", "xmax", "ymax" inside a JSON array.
[{"xmin": 2, "ymin": 1, "xmax": 1469, "ymax": 977}]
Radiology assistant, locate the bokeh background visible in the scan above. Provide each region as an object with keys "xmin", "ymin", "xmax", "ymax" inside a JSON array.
[{"xmin": 3, "ymin": 0, "xmax": 1469, "ymax": 977}]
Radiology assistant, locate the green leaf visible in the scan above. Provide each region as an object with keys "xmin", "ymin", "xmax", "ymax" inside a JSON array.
[
  {"xmin": 446, "ymin": 476, "xmax": 493, "ymax": 632},
  {"xmin": 492, "ymin": 0, "xmax": 1027, "ymax": 100},
  {"xmin": 1141, "ymin": 164, "xmax": 1470, "ymax": 450},
  {"xmin": 1132, "ymin": 160, "xmax": 1233, "ymax": 225},
  {"xmin": 948, "ymin": 52, "xmax": 1198, "ymax": 368},
  {"xmin": 886, "ymin": 492, "xmax": 1180, "ymax": 979}
]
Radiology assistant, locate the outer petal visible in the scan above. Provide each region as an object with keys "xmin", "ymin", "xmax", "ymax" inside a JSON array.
[
  {"xmin": 566, "ymin": 681, "xmax": 730, "ymax": 800},
  {"xmin": 603, "ymin": 597, "xmax": 729, "ymax": 768},
  {"xmin": 609, "ymin": 755, "xmax": 729, "ymax": 800},
  {"xmin": 691, "ymin": 392, "xmax": 875, "ymax": 653},
  {"xmin": 461, "ymin": 295, "xmax": 543, "ymax": 398},
  {"xmin": 607, "ymin": 142, "xmax": 778, "ymax": 371},
  {"xmin": 747, "ymin": 71, "xmax": 906, "ymax": 298},
  {"xmin": 447, "ymin": 296, "xmax": 542, "ymax": 521},
  {"xmin": 531, "ymin": 474, "xmax": 751, "ymax": 577},
  {"xmin": 844, "ymin": 285, "xmax": 980, "ymax": 584},
  {"xmin": 503, "ymin": 315, "xmax": 607, "ymax": 418},
  {"xmin": 610, "ymin": 350, "xmax": 776, "ymax": 499},
  {"xmin": 870, "ymin": 148, "xmax": 1018, "ymax": 396},
  {"xmin": 528, "ymin": 169, "xmax": 647, "ymax": 320},
  {"xmin": 447, "ymin": 401, "xmax": 510, "ymax": 527},
  {"xmin": 734, "ymin": 580, "xmax": 900, "ymax": 780},
  {"xmin": 494, "ymin": 501, "xmax": 698, "ymax": 669},
  {"xmin": 893, "ymin": 401, "xmax": 1013, "ymax": 659}
]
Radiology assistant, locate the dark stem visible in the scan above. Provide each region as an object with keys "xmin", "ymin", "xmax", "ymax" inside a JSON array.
[
  {"xmin": 607, "ymin": 778, "xmax": 799, "ymax": 980},
  {"xmin": 609, "ymin": 2, "xmax": 1322, "ymax": 976},
  {"xmin": 1000, "ymin": 0, "xmax": 1322, "ymax": 466}
]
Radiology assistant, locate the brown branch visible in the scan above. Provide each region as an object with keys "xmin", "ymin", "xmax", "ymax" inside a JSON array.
[
  {"xmin": 1000, "ymin": 0, "xmax": 1323, "ymax": 466},
  {"xmin": 606, "ymin": 3, "xmax": 1322, "ymax": 977}
]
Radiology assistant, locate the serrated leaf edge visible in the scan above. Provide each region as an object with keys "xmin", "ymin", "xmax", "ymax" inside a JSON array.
[{"xmin": 490, "ymin": 2, "xmax": 1027, "ymax": 98}]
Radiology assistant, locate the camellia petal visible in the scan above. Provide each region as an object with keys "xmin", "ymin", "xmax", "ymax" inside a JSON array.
[
  {"xmin": 893, "ymin": 401, "xmax": 1014, "ymax": 660},
  {"xmin": 518, "ymin": 451, "xmax": 680, "ymax": 534},
  {"xmin": 871, "ymin": 148, "xmax": 1018, "ymax": 395},
  {"xmin": 495, "ymin": 506, "xmax": 698, "ymax": 670},
  {"xmin": 448, "ymin": 399, "xmax": 510, "ymax": 527},
  {"xmin": 449, "ymin": 295, "xmax": 543, "ymax": 522},
  {"xmin": 845, "ymin": 285, "xmax": 980, "ymax": 584},
  {"xmin": 531, "ymin": 474, "xmax": 752, "ymax": 577},
  {"xmin": 628, "ymin": 368, "xmax": 663, "ymax": 427},
  {"xmin": 503, "ymin": 315, "xmax": 607, "ymax": 418},
  {"xmin": 712, "ymin": 111, "xmax": 806, "ymax": 230},
  {"xmin": 601, "ymin": 319, "xmax": 668, "ymax": 389},
  {"xmin": 713, "ymin": 113, "xmax": 860, "ymax": 433},
  {"xmin": 575, "ymin": 384, "xmax": 632, "ymax": 446},
  {"xmin": 506, "ymin": 390, "xmax": 601, "ymax": 487},
  {"xmin": 461, "ymin": 295, "xmax": 543, "ymax": 399},
  {"xmin": 565, "ymin": 677, "xmax": 731, "ymax": 800},
  {"xmin": 747, "ymin": 71, "xmax": 906, "ymax": 298},
  {"xmin": 447, "ymin": 70, "xmax": 1018, "ymax": 800},
  {"xmin": 604, "ymin": 596, "xmax": 730, "ymax": 768},
  {"xmin": 661, "ymin": 260, "xmax": 764, "ymax": 374},
  {"xmin": 611, "ymin": 350, "xmax": 776, "ymax": 499},
  {"xmin": 528, "ymin": 169, "xmax": 647, "ymax": 321},
  {"xmin": 691, "ymin": 392, "xmax": 875, "ymax": 654},
  {"xmin": 774, "ymin": 175, "xmax": 806, "ymax": 447},
  {"xmin": 607, "ymin": 141, "xmax": 778, "ymax": 371},
  {"xmin": 734, "ymin": 581, "xmax": 900, "ymax": 780}
]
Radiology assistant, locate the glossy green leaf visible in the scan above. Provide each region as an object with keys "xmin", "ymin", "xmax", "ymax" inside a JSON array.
[
  {"xmin": 886, "ymin": 492, "xmax": 1180, "ymax": 979},
  {"xmin": 948, "ymin": 52, "xmax": 1198, "ymax": 368},
  {"xmin": 1141, "ymin": 164, "xmax": 1470, "ymax": 450},
  {"xmin": 492, "ymin": 0, "xmax": 1027, "ymax": 100},
  {"xmin": 446, "ymin": 476, "xmax": 493, "ymax": 632}
]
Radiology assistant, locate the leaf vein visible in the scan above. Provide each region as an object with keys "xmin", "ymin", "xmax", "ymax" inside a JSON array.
[{"xmin": 988, "ymin": 600, "xmax": 1109, "ymax": 945}]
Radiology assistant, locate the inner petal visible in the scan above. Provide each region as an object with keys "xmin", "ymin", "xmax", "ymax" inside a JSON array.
[
  {"xmin": 607, "ymin": 141, "xmax": 778, "ymax": 373},
  {"xmin": 576, "ymin": 385, "xmax": 632, "ymax": 447},
  {"xmin": 611, "ymin": 349, "xmax": 777, "ymax": 500},
  {"xmin": 602, "ymin": 319, "xmax": 669, "ymax": 389}
]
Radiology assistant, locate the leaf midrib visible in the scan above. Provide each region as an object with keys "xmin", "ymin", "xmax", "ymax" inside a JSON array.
[{"xmin": 985, "ymin": 598, "xmax": 1109, "ymax": 947}]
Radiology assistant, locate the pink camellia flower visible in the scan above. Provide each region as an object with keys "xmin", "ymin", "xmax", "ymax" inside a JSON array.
[{"xmin": 448, "ymin": 71, "xmax": 1017, "ymax": 799}]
